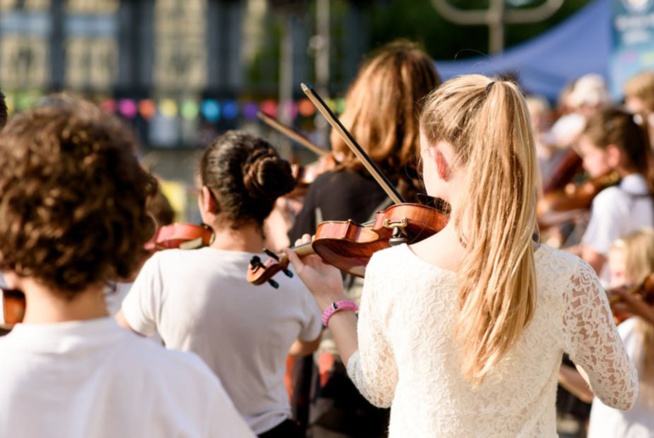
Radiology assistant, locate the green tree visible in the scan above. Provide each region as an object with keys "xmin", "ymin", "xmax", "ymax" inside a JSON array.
[{"xmin": 368, "ymin": 0, "xmax": 592, "ymax": 60}]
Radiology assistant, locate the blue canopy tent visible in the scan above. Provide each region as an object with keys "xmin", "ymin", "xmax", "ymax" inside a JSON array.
[{"xmin": 435, "ymin": 0, "xmax": 611, "ymax": 102}]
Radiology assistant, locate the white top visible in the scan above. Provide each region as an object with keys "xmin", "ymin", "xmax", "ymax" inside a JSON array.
[
  {"xmin": 588, "ymin": 317, "xmax": 654, "ymax": 438},
  {"xmin": 346, "ymin": 243, "xmax": 638, "ymax": 437},
  {"xmin": 582, "ymin": 174, "xmax": 654, "ymax": 283},
  {"xmin": 121, "ymin": 247, "xmax": 322, "ymax": 434},
  {"xmin": 104, "ymin": 281, "xmax": 134, "ymax": 316},
  {"xmin": 0, "ymin": 318, "xmax": 253, "ymax": 438}
]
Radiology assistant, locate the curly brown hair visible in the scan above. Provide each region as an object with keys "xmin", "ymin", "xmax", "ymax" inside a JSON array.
[
  {"xmin": 0, "ymin": 100, "xmax": 157, "ymax": 299},
  {"xmin": 200, "ymin": 130, "xmax": 295, "ymax": 230}
]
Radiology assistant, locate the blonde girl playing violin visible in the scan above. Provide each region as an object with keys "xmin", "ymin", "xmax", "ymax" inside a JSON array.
[{"xmin": 285, "ymin": 74, "xmax": 638, "ymax": 437}]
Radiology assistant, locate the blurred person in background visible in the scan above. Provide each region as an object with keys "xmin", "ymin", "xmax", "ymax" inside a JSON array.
[
  {"xmin": 624, "ymin": 70, "xmax": 654, "ymax": 147},
  {"xmin": 560, "ymin": 228, "xmax": 654, "ymax": 438}
]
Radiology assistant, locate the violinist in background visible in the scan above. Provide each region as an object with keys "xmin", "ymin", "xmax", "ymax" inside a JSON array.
[
  {"xmin": 287, "ymin": 39, "xmax": 441, "ymax": 438},
  {"xmin": 570, "ymin": 107, "xmax": 654, "ymax": 284},
  {"xmin": 118, "ymin": 131, "xmax": 322, "ymax": 438},
  {"xmin": 559, "ymin": 228, "xmax": 654, "ymax": 437},
  {"xmin": 624, "ymin": 70, "xmax": 654, "ymax": 148}
]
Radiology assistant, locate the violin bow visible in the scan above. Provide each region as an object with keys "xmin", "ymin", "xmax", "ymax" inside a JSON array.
[
  {"xmin": 257, "ymin": 111, "xmax": 331, "ymax": 158},
  {"xmin": 301, "ymin": 83, "xmax": 405, "ymax": 205}
]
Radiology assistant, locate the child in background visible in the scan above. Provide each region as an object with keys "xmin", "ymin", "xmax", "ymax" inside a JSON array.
[
  {"xmin": 564, "ymin": 228, "xmax": 654, "ymax": 437},
  {"xmin": 575, "ymin": 107, "xmax": 654, "ymax": 283}
]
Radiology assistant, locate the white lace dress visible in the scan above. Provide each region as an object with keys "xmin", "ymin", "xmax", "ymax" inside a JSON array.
[{"xmin": 347, "ymin": 243, "xmax": 638, "ymax": 437}]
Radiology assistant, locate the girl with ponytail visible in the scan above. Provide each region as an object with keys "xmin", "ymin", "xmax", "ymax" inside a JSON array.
[
  {"xmin": 118, "ymin": 131, "xmax": 322, "ymax": 438},
  {"xmin": 285, "ymin": 75, "xmax": 637, "ymax": 436}
]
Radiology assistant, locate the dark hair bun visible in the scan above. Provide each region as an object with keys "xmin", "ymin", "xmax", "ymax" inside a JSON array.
[{"xmin": 243, "ymin": 148, "xmax": 295, "ymax": 201}]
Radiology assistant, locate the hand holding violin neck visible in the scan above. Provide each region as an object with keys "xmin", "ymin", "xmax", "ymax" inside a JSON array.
[{"xmin": 247, "ymin": 244, "xmax": 314, "ymax": 288}]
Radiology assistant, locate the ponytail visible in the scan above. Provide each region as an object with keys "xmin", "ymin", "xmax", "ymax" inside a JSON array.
[{"xmin": 420, "ymin": 75, "xmax": 538, "ymax": 384}]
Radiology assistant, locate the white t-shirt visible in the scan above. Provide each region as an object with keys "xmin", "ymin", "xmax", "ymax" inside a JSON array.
[
  {"xmin": 104, "ymin": 281, "xmax": 133, "ymax": 316},
  {"xmin": 121, "ymin": 247, "xmax": 322, "ymax": 434},
  {"xmin": 588, "ymin": 317, "xmax": 654, "ymax": 438},
  {"xmin": 346, "ymin": 243, "xmax": 637, "ymax": 437},
  {"xmin": 582, "ymin": 174, "xmax": 654, "ymax": 283},
  {"xmin": 0, "ymin": 317, "xmax": 253, "ymax": 437}
]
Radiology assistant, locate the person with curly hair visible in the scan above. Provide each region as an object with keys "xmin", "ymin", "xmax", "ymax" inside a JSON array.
[
  {"xmin": 118, "ymin": 131, "xmax": 323, "ymax": 438},
  {"xmin": 0, "ymin": 101, "xmax": 253, "ymax": 437}
]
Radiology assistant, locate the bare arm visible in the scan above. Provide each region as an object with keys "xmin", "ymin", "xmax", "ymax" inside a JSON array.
[
  {"xmin": 558, "ymin": 364, "xmax": 594, "ymax": 404},
  {"xmin": 580, "ymin": 245, "xmax": 607, "ymax": 276},
  {"xmin": 283, "ymin": 248, "xmax": 359, "ymax": 366},
  {"xmin": 288, "ymin": 334, "xmax": 323, "ymax": 357}
]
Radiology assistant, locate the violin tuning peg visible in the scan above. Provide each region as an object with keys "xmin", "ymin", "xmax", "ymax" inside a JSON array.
[
  {"xmin": 282, "ymin": 269, "xmax": 294, "ymax": 278},
  {"xmin": 268, "ymin": 279, "xmax": 280, "ymax": 289},
  {"xmin": 249, "ymin": 256, "xmax": 263, "ymax": 269},
  {"xmin": 263, "ymin": 248, "xmax": 280, "ymax": 261}
]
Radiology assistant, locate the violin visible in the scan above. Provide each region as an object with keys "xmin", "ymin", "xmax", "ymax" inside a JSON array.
[
  {"xmin": 145, "ymin": 222, "xmax": 213, "ymax": 252},
  {"xmin": 608, "ymin": 273, "xmax": 654, "ymax": 324},
  {"xmin": 542, "ymin": 148, "xmax": 584, "ymax": 194},
  {"xmin": 246, "ymin": 84, "xmax": 450, "ymax": 288},
  {"xmin": 537, "ymin": 171, "xmax": 620, "ymax": 229},
  {"xmin": 248, "ymin": 203, "xmax": 448, "ymax": 287},
  {"xmin": 1, "ymin": 289, "xmax": 25, "ymax": 331}
]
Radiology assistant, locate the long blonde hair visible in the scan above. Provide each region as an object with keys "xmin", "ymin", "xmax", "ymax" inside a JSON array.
[
  {"xmin": 610, "ymin": 228, "xmax": 654, "ymax": 395},
  {"xmin": 420, "ymin": 75, "xmax": 538, "ymax": 384}
]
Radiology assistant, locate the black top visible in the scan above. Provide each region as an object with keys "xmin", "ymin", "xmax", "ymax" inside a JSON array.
[{"xmin": 288, "ymin": 170, "xmax": 389, "ymax": 242}]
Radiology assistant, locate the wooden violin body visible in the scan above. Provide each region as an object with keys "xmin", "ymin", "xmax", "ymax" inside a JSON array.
[
  {"xmin": 145, "ymin": 223, "xmax": 213, "ymax": 252},
  {"xmin": 608, "ymin": 273, "xmax": 654, "ymax": 324},
  {"xmin": 542, "ymin": 148, "xmax": 583, "ymax": 194},
  {"xmin": 247, "ymin": 203, "xmax": 449, "ymax": 287},
  {"xmin": 537, "ymin": 171, "xmax": 620, "ymax": 229},
  {"xmin": 1, "ymin": 289, "xmax": 25, "ymax": 331}
]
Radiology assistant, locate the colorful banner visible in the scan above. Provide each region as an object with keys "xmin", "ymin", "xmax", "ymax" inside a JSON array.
[{"xmin": 610, "ymin": 0, "xmax": 654, "ymax": 98}]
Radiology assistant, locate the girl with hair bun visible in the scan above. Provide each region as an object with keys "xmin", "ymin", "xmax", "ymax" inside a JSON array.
[
  {"xmin": 285, "ymin": 75, "xmax": 637, "ymax": 436},
  {"xmin": 119, "ymin": 131, "xmax": 322, "ymax": 438}
]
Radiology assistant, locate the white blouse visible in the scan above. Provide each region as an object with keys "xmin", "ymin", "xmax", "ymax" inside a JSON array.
[{"xmin": 347, "ymin": 243, "xmax": 638, "ymax": 437}]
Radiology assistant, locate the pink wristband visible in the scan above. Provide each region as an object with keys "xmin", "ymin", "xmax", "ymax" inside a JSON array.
[{"xmin": 322, "ymin": 300, "xmax": 359, "ymax": 327}]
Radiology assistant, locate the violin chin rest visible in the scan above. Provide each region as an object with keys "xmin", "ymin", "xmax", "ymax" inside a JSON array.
[{"xmin": 179, "ymin": 237, "xmax": 204, "ymax": 250}]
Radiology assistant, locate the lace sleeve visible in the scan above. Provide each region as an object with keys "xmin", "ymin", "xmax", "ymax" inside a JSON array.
[
  {"xmin": 346, "ymin": 257, "xmax": 398, "ymax": 408},
  {"xmin": 562, "ymin": 259, "xmax": 638, "ymax": 410}
]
